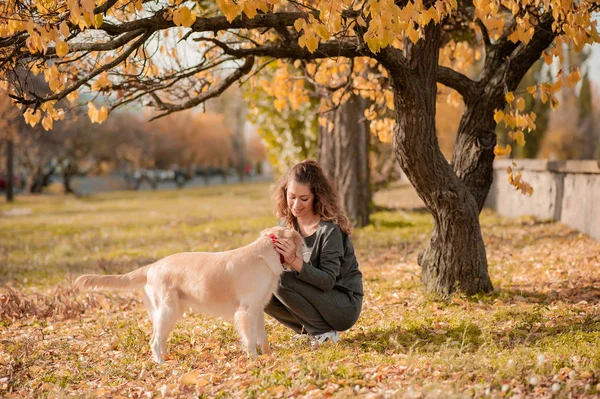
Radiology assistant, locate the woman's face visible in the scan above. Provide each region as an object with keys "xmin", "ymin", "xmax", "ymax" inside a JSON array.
[{"xmin": 287, "ymin": 179, "xmax": 315, "ymax": 218}]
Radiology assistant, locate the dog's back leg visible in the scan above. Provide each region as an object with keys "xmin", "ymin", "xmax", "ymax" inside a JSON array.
[
  {"xmin": 256, "ymin": 311, "xmax": 270, "ymax": 355},
  {"xmin": 142, "ymin": 288, "xmax": 157, "ymax": 351},
  {"xmin": 150, "ymin": 290, "xmax": 181, "ymax": 364},
  {"xmin": 234, "ymin": 304, "xmax": 260, "ymax": 358}
]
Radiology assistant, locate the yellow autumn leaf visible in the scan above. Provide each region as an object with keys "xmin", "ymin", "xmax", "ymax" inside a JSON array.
[
  {"xmin": 315, "ymin": 24, "xmax": 330, "ymax": 40},
  {"xmin": 565, "ymin": 69, "xmax": 581, "ymax": 88},
  {"xmin": 80, "ymin": 0, "xmax": 95, "ymax": 14},
  {"xmin": 96, "ymin": 105, "xmax": 108, "ymax": 123},
  {"xmin": 494, "ymin": 144, "xmax": 512, "ymax": 157},
  {"xmin": 67, "ymin": 90, "xmax": 79, "ymax": 103},
  {"xmin": 493, "ymin": 109, "xmax": 504, "ymax": 123},
  {"xmin": 512, "ymin": 130, "xmax": 525, "ymax": 146},
  {"xmin": 516, "ymin": 97, "xmax": 525, "ymax": 111},
  {"xmin": 59, "ymin": 21, "xmax": 70, "ymax": 38},
  {"xmin": 242, "ymin": 3, "xmax": 258, "ymax": 19},
  {"xmin": 503, "ymin": 113, "xmax": 516, "ymax": 128},
  {"xmin": 266, "ymin": 385, "xmax": 286, "ymax": 395},
  {"xmin": 406, "ymin": 27, "xmax": 420, "ymax": 44},
  {"xmin": 181, "ymin": 371, "xmax": 200, "ymax": 385},
  {"xmin": 87, "ymin": 101, "xmax": 98, "ymax": 121},
  {"xmin": 41, "ymin": 115, "xmax": 53, "ymax": 131},
  {"xmin": 87, "ymin": 102, "xmax": 108, "ymax": 123},
  {"xmin": 55, "ymin": 40, "xmax": 69, "ymax": 57},
  {"xmin": 305, "ymin": 34, "xmax": 319, "ymax": 53},
  {"xmin": 94, "ymin": 13, "xmax": 103, "ymax": 28},
  {"xmin": 23, "ymin": 108, "xmax": 42, "ymax": 127},
  {"xmin": 505, "ymin": 92, "xmax": 515, "ymax": 103},
  {"xmin": 91, "ymin": 71, "xmax": 112, "ymax": 91},
  {"xmin": 294, "ymin": 18, "xmax": 305, "ymax": 32},
  {"xmin": 273, "ymin": 98, "xmax": 286, "ymax": 112},
  {"xmin": 218, "ymin": 0, "xmax": 240, "ymax": 22},
  {"xmin": 173, "ymin": 6, "xmax": 196, "ymax": 28},
  {"xmin": 508, "ymin": 30, "xmax": 519, "ymax": 43},
  {"xmin": 550, "ymin": 79, "xmax": 562, "ymax": 93}
]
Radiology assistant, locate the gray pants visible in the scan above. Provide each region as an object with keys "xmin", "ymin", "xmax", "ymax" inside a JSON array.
[{"xmin": 265, "ymin": 272, "xmax": 362, "ymax": 336}]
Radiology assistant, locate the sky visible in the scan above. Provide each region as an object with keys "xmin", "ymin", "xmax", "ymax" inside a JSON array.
[{"xmin": 588, "ymin": 44, "xmax": 600, "ymax": 87}]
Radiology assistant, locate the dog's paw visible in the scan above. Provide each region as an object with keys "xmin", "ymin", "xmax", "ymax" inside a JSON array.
[{"xmin": 259, "ymin": 342, "xmax": 271, "ymax": 355}]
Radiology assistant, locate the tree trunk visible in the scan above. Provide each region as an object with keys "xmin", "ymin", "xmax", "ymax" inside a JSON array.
[
  {"xmin": 451, "ymin": 93, "xmax": 498, "ymax": 212},
  {"xmin": 6, "ymin": 140, "xmax": 14, "ymax": 202},
  {"xmin": 318, "ymin": 94, "xmax": 371, "ymax": 227},
  {"xmin": 381, "ymin": 23, "xmax": 493, "ymax": 295},
  {"xmin": 29, "ymin": 165, "xmax": 55, "ymax": 193},
  {"xmin": 62, "ymin": 160, "xmax": 76, "ymax": 194}
]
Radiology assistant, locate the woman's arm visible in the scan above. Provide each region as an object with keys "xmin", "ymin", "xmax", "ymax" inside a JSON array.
[{"xmin": 295, "ymin": 226, "xmax": 343, "ymax": 291}]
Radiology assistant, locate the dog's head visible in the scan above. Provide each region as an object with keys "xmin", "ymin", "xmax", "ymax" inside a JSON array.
[{"xmin": 259, "ymin": 226, "xmax": 304, "ymax": 270}]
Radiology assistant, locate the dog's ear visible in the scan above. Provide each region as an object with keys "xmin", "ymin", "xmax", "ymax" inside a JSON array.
[{"xmin": 260, "ymin": 227, "xmax": 278, "ymax": 238}]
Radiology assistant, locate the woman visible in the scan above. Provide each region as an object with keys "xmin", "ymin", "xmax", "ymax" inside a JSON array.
[{"xmin": 266, "ymin": 160, "xmax": 363, "ymax": 347}]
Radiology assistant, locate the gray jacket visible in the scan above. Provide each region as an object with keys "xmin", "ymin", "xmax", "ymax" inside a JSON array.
[{"xmin": 293, "ymin": 220, "xmax": 363, "ymax": 296}]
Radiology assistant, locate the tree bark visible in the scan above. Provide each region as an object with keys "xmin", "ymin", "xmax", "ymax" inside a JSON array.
[
  {"xmin": 380, "ymin": 23, "xmax": 493, "ymax": 295},
  {"xmin": 451, "ymin": 91, "xmax": 498, "ymax": 212},
  {"xmin": 6, "ymin": 140, "xmax": 14, "ymax": 202},
  {"xmin": 29, "ymin": 165, "xmax": 55, "ymax": 193},
  {"xmin": 62, "ymin": 160, "xmax": 77, "ymax": 194},
  {"xmin": 318, "ymin": 94, "xmax": 371, "ymax": 227}
]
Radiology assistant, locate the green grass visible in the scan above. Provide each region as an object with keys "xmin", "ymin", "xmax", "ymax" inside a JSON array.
[{"xmin": 1, "ymin": 181, "xmax": 600, "ymax": 398}]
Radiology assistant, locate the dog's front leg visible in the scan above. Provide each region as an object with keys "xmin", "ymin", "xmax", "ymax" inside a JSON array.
[
  {"xmin": 256, "ymin": 311, "xmax": 270, "ymax": 355},
  {"xmin": 234, "ymin": 304, "xmax": 259, "ymax": 358}
]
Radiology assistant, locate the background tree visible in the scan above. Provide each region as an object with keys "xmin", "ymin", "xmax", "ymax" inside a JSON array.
[
  {"xmin": 0, "ymin": 87, "xmax": 19, "ymax": 201},
  {"xmin": 208, "ymin": 87, "xmax": 249, "ymax": 180},
  {"xmin": 248, "ymin": 60, "xmax": 374, "ymax": 226},
  {"xmin": 318, "ymin": 94, "xmax": 372, "ymax": 227},
  {"xmin": 2, "ymin": 0, "xmax": 598, "ymax": 295},
  {"xmin": 245, "ymin": 61, "xmax": 319, "ymax": 174}
]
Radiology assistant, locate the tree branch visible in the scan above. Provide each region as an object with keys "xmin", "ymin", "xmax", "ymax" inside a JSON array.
[
  {"xmin": 437, "ymin": 66, "xmax": 477, "ymax": 98},
  {"xmin": 149, "ymin": 56, "xmax": 255, "ymax": 120},
  {"xmin": 10, "ymin": 30, "xmax": 152, "ymax": 108},
  {"xmin": 504, "ymin": 12, "xmax": 556, "ymax": 89},
  {"xmin": 195, "ymin": 37, "xmax": 365, "ymax": 59}
]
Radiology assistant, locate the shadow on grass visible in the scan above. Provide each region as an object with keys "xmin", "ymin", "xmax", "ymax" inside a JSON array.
[
  {"xmin": 345, "ymin": 322, "xmax": 484, "ymax": 354},
  {"xmin": 486, "ymin": 313, "xmax": 600, "ymax": 350},
  {"xmin": 346, "ymin": 307, "xmax": 600, "ymax": 355},
  {"xmin": 501, "ymin": 284, "xmax": 600, "ymax": 305}
]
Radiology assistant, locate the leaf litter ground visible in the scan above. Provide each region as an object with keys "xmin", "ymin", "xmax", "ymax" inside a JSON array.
[{"xmin": 1, "ymin": 182, "xmax": 599, "ymax": 398}]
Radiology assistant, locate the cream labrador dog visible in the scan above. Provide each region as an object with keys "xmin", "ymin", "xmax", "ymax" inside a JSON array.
[{"xmin": 74, "ymin": 226, "xmax": 302, "ymax": 364}]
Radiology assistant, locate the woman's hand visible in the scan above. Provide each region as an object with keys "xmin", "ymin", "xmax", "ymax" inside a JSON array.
[{"xmin": 273, "ymin": 238, "xmax": 301, "ymax": 271}]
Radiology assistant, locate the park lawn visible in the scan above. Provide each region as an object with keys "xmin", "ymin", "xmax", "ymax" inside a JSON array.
[{"xmin": 1, "ymin": 181, "xmax": 600, "ymax": 398}]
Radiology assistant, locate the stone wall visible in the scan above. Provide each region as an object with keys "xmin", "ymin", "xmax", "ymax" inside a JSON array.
[{"xmin": 485, "ymin": 160, "xmax": 600, "ymax": 241}]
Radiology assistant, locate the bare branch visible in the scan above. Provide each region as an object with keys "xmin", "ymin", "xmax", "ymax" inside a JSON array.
[
  {"xmin": 110, "ymin": 56, "xmax": 237, "ymax": 109},
  {"xmin": 195, "ymin": 37, "xmax": 365, "ymax": 60},
  {"xmin": 11, "ymin": 30, "xmax": 152, "ymax": 108},
  {"xmin": 474, "ymin": 18, "xmax": 491, "ymax": 49},
  {"xmin": 437, "ymin": 66, "xmax": 477, "ymax": 98},
  {"xmin": 149, "ymin": 56, "xmax": 255, "ymax": 120}
]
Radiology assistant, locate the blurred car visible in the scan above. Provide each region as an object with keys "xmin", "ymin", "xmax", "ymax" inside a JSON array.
[{"xmin": 0, "ymin": 174, "xmax": 24, "ymax": 191}]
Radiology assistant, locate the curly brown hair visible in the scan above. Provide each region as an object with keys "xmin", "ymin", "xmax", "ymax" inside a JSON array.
[{"xmin": 273, "ymin": 160, "xmax": 352, "ymax": 235}]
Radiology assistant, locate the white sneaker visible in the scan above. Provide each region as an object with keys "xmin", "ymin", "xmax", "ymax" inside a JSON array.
[{"xmin": 310, "ymin": 331, "xmax": 340, "ymax": 348}]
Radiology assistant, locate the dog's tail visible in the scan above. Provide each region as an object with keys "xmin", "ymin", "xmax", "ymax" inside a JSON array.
[{"xmin": 74, "ymin": 265, "xmax": 150, "ymax": 291}]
